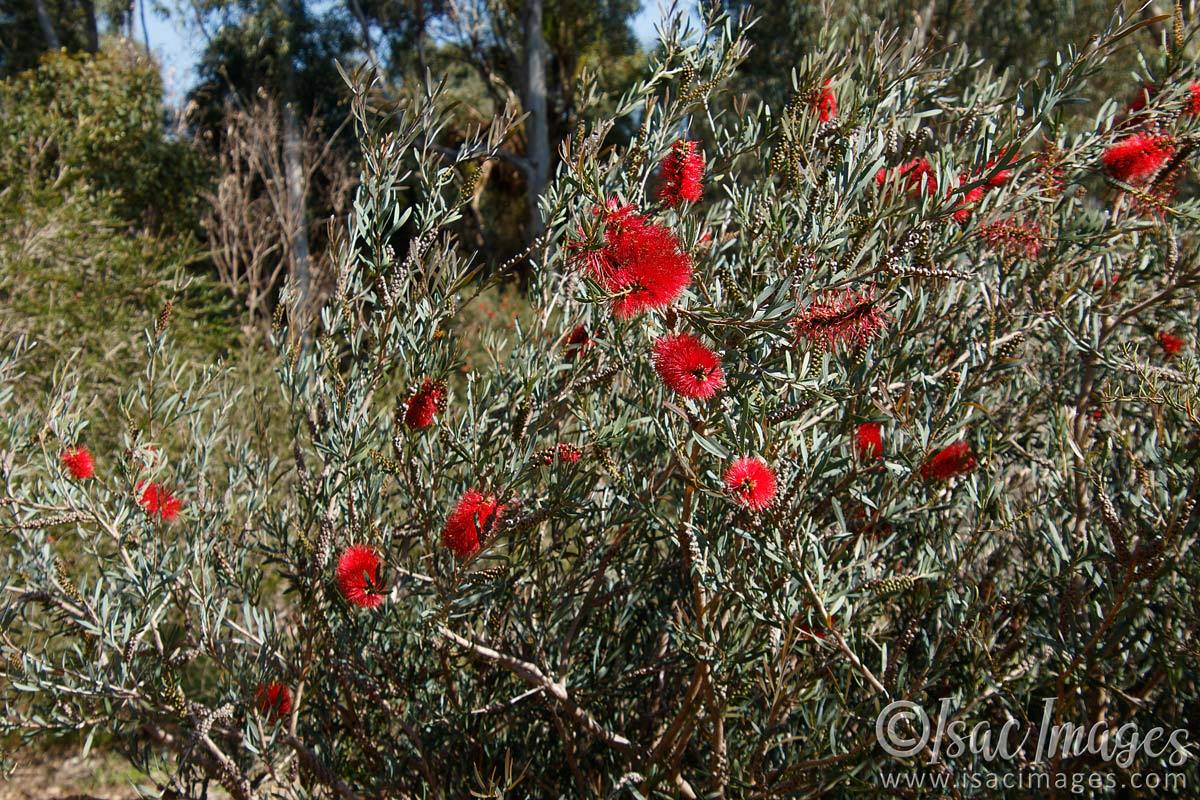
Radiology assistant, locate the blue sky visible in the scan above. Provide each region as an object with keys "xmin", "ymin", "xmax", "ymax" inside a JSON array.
[{"xmin": 140, "ymin": 1, "xmax": 672, "ymax": 104}]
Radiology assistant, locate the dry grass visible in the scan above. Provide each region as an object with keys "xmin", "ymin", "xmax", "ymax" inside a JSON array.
[{"xmin": 1, "ymin": 745, "xmax": 232, "ymax": 800}]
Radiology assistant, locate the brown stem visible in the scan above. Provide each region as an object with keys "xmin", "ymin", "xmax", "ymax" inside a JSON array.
[{"xmin": 437, "ymin": 625, "xmax": 634, "ymax": 753}]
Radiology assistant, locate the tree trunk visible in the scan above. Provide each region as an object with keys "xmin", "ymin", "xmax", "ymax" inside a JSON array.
[
  {"xmin": 139, "ymin": 0, "xmax": 151, "ymax": 50},
  {"xmin": 415, "ymin": 0, "xmax": 428, "ymax": 75},
  {"xmin": 282, "ymin": 101, "xmax": 311, "ymax": 317},
  {"xmin": 346, "ymin": 0, "xmax": 383, "ymax": 73},
  {"xmin": 275, "ymin": 0, "xmax": 312, "ymax": 322},
  {"xmin": 521, "ymin": 0, "xmax": 550, "ymax": 240},
  {"xmin": 80, "ymin": 0, "xmax": 100, "ymax": 51},
  {"xmin": 34, "ymin": 0, "xmax": 61, "ymax": 49}
]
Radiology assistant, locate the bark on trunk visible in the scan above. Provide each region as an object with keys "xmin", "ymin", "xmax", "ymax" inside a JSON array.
[
  {"xmin": 277, "ymin": 0, "xmax": 312, "ymax": 322},
  {"xmin": 415, "ymin": 0, "xmax": 428, "ymax": 75},
  {"xmin": 521, "ymin": 0, "xmax": 550, "ymax": 240},
  {"xmin": 34, "ymin": 0, "xmax": 61, "ymax": 49},
  {"xmin": 80, "ymin": 0, "xmax": 100, "ymax": 51},
  {"xmin": 139, "ymin": 0, "xmax": 151, "ymax": 50},
  {"xmin": 282, "ymin": 101, "xmax": 311, "ymax": 317},
  {"xmin": 346, "ymin": 0, "xmax": 384, "ymax": 73}
]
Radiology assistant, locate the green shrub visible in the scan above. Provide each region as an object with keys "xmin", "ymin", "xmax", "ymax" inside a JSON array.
[
  {"xmin": 0, "ymin": 183, "xmax": 236, "ymax": 449},
  {"xmin": 0, "ymin": 44, "xmax": 209, "ymax": 232},
  {"xmin": 3, "ymin": 6, "xmax": 1199, "ymax": 799},
  {"xmin": 0, "ymin": 44, "xmax": 237, "ymax": 451}
]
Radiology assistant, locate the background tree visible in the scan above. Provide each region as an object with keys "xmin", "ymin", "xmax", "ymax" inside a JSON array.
[
  {"xmin": 1, "ymin": 0, "xmax": 99, "ymax": 74},
  {"xmin": 187, "ymin": 0, "xmax": 359, "ymax": 317},
  {"xmin": 0, "ymin": 44, "xmax": 227, "ymax": 445},
  {"xmin": 434, "ymin": 0, "xmax": 643, "ymax": 244},
  {"xmin": 724, "ymin": 0, "xmax": 1150, "ymax": 107}
]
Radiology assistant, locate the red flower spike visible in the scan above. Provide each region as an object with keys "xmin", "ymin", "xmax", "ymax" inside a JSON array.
[
  {"xmin": 404, "ymin": 378, "xmax": 447, "ymax": 430},
  {"xmin": 1157, "ymin": 331, "xmax": 1185, "ymax": 357},
  {"xmin": 723, "ymin": 457, "xmax": 778, "ymax": 511},
  {"xmin": 138, "ymin": 481, "xmax": 183, "ymax": 522},
  {"xmin": 1125, "ymin": 83, "xmax": 1156, "ymax": 117},
  {"xmin": 951, "ymin": 152, "xmax": 1015, "ymax": 222},
  {"xmin": 441, "ymin": 490, "xmax": 506, "ymax": 559},
  {"xmin": 61, "ymin": 447, "xmax": 95, "ymax": 480},
  {"xmin": 255, "ymin": 682, "xmax": 293, "ymax": 723},
  {"xmin": 920, "ymin": 441, "xmax": 978, "ymax": 481},
  {"xmin": 563, "ymin": 324, "xmax": 592, "ymax": 359},
  {"xmin": 854, "ymin": 423, "xmax": 883, "ymax": 461},
  {"xmin": 813, "ymin": 80, "xmax": 837, "ymax": 123},
  {"xmin": 571, "ymin": 202, "xmax": 693, "ymax": 318},
  {"xmin": 657, "ymin": 140, "xmax": 705, "ymax": 205},
  {"xmin": 876, "ymin": 158, "xmax": 938, "ymax": 197},
  {"xmin": 980, "ymin": 219, "xmax": 1043, "ymax": 261},
  {"xmin": 951, "ymin": 178, "xmax": 987, "ymax": 223},
  {"xmin": 539, "ymin": 443, "xmax": 582, "ymax": 466},
  {"xmin": 984, "ymin": 156, "xmax": 1014, "ymax": 187},
  {"xmin": 652, "ymin": 333, "xmax": 725, "ymax": 400},
  {"xmin": 792, "ymin": 286, "xmax": 890, "ymax": 351},
  {"xmin": 1102, "ymin": 133, "xmax": 1174, "ymax": 184},
  {"xmin": 336, "ymin": 545, "xmax": 385, "ymax": 609},
  {"xmin": 1188, "ymin": 83, "xmax": 1200, "ymax": 116}
]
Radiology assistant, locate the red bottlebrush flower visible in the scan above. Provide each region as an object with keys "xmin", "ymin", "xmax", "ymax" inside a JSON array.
[
  {"xmin": 812, "ymin": 79, "xmax": 837, "ymax": 123},
  {"xmin": 1157, "ymin": 331, "xmax": 1185, "ymax": 357},
  {"xmin": 920, "ymin": 441, "xmax": 978, "ymax": 481},
  {"xmin": 1131, "ymin": 178, "xmax": 1179, "ymax": 219},
  {"xmin": 563, "ymin": 324, "xmax": 592, "ymax": 359},
  {"xmin": 984, "ymin": 155, "xmax": 1014, "ymax": 187},
  {"xmin": 1187, "ymin": 83, "xmax": 1200, "ymax": 116},
  {"xmin": 1092, "ymin": 272, "xmax": 1120, "ymax": 292},
  {"xmin": 336, "ymin": 544, "xmax": 386, "ymax": 609},
  {"xmin": 723, "ymin": 457, "xmax": 778, "ymax": 511},
  {"xmin": 539, "ymin": 443, "xmax": 582, "ymax": 466},
  {"xmin": 404, "ymin": 378, "xmax": 447, "ymax": 430},
  {"xmin": 876, "ymin": 158, "xmax": 938, "ymax": 197},
  {"xmin": 441, "ymin": 490, "xmax": 506, "ymax": 558},
  {"xmin": 572, "ymin": 202, "xmax": 693, "ymax": 318},
  {"xmin": 61, "ymin": 447, "xmax": 95, "ymax": 480},
  {"xmin": 980, "ymin": 218, "xmax": 1043, "ymax": 260},
  {"xmin": 792, "ymin": 286, "xmax": 890, "ymax": 351},
  {"xmin": 652, "ymin": 333, "xmax": 725, "ymax": 400},
  {"xmin": 952, "ymin": 153, "xmax": 1014, "ymax": 222},
  {"xmin": 1102, "ymin": 133, "xmax": 1174, "ymax": 184},
  {"xmin": 1123, "ymin": 83, "xmax": 1156, "ymax": 120},
  {"xmin": 854, "ymin": 423, "xmax": 883, "ymax": 460},
  {"xmin": 138, "ymin": 481, "xmax": 183, "ymax": 522},
  {"xmin": 951, "ymin": 178, "xmax": 987, "ymax": 223},
  {"xmin": 255, "ymin": 682, "xmax": 293, "ymax": 722},
  {"xmin": 657, "ymin": 140, "xmax": 705, "ymax": 205}
]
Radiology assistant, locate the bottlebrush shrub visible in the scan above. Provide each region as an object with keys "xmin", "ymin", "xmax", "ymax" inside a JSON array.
[{"xmin": 4, "ymin": 5, "xmax": 1200, "ymax": 798}]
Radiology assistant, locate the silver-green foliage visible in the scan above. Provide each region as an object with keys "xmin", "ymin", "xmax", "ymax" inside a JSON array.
[{"xmin": 3, "ymin": 4, "xmax": 1199, "ymax": 797}]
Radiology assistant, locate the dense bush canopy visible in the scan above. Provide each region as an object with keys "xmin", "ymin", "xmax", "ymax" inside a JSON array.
[{"xmin": 3, "ymin": 3, "xmax": 1200, "ymax": 799}]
